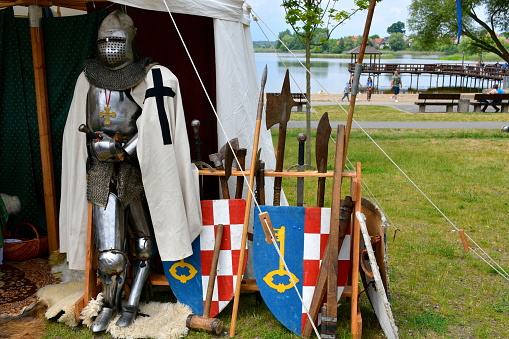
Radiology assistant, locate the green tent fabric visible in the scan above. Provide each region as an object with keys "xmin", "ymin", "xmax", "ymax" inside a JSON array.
[{"xmin": 0, "ymin": 8, "xmax": 106, "ymax": 235}]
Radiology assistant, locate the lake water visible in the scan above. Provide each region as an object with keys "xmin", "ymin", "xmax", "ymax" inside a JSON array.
[{"xmin": 255, "ymin": 53, "xmax": 481, "ymax": 94}]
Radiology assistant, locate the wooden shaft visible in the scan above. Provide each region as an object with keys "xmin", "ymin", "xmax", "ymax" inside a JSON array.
[
  {"xmin": 203, "ymin": 224, "xmax": 224, "ymax": 318},
  {"xmin": 317, "ymin": 177, "xmax": 326, "ymax": 207},
  {"xmin": 324, "ymin": 126, "xmax": 346, "ymax": 335},
  {"xmin": 235, "ymin": 149, "xmax": 247, "ymax": 199},
  {"xmin": 219, "ymin": 174, "xmax": 231, "ymax": 199},
  {"xmin": 272, "ymin": 120, "xmax": 287, "ymax": 206},
  {"xmin": 230, "ymin": 66, "xmax": 266, "ymax": 337},
  {"xmin": 199, "ymin": 169, "xmax": 357, "ymax": 178},
  {"xmin": 344, "ymin": 0, "xmax": 378, "ymax": 165},
  {"xmin": 350, "ymin": 162, "xmax": 363, "ymax": 337},
  {"xmin": 229, "ymin": 120, "xmax": 260, "ymax": 337},
  {"xmin": 30, "ymin": 7, "xmax": 58, "ymax": 252},
  {"xmin": 83, "ymin": 203, "xmax": 97, "ymax": 306}
]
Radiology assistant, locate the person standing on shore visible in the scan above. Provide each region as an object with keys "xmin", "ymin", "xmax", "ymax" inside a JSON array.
[
  {"xmin": 366, "ymin": 76, "xmax": 373, "ymax": 101},
  {"xmin": 390, "ymin": 70, "xmax": 402, "ymax": 102},
  {"xmin": 341, "ymin": 77, "xmax": 351, "ymax": 101}
]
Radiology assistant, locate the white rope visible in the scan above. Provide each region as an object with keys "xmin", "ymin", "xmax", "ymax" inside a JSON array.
[{"xmin": 251, "ymin": 3, "xmax": 508, "ymax": 283}]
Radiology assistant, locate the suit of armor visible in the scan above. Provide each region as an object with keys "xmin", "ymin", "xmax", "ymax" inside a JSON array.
[
  {"xmin": 84, "ymin": 11, "xmax": 157, "ymax": 331},
  {"xmin": 59, "ymin": 10, "xmax": 202, "ymax": 331}
]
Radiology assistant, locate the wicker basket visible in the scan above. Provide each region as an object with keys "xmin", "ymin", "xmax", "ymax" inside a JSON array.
[{"xmin": 3, "ymin": 223, "xmax": 49, "ymax": 261}]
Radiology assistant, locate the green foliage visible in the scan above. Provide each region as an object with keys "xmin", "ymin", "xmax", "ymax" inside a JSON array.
[
  {"xmin": 281, "ymin": 0, "xmax": 371, "ymax": 47},
  {"xmin": 408, "ymin": 0, "xmax": 509, "ymax": 61},
  {"xmin": 387, "ymin": 32, "xmax": 406, "ymax": 51},
  {"xmin": 387, "ymin": 21, "xmax": 406, "ymax": 35}
]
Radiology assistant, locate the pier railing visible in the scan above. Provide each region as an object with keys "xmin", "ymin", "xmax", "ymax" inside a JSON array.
[{"xmin": 348, "ymin": 63, "xmax": 508, "ymax": 80}]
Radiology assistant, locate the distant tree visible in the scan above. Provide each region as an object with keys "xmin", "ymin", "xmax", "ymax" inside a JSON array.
[
  {"xmin": 387, "ymin": 21, "xmax": 406, "ymax": 35},
  {"xmin": 370, "ymin": 34, "xmax": 380, "ymax": 39},
  {"xmin": 388, "ymin": 32, "xmax": 406, "ymax": 51},
  {"xmin": 408, "ymin": 0, "xmax": 509, "ymax": 62}
]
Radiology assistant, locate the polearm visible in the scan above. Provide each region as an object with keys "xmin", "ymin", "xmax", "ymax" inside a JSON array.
[
  {"xmin": 344, "ymin": 0, "xmax": 378, "ymax": 336},
  {"xmin": 344, "ymin": 0, "xmax": 378, "ymax": 164},
  {"xmin": 265, "ymin": 70, "xmax": 297, "ymax": 206},
  {"xmin": 229, "ymin": 65, "xmax": 267, "ymax": 337},
  {"xmin": 287, "ymin": 133, "xmax": 314, "ymax": 206},
  {"xmin": 315, "ymin": 112, "xmax": 331, "ymax": 207}
]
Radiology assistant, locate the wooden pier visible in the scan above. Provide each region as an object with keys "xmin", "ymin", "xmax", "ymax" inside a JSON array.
[{"xmin": 348, "ymin": 63, "xmax": 508, "ymax": 89}]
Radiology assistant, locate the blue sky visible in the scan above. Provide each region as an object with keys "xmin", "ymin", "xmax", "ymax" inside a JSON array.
[{"xmin": 247, "ymin": 0, "xmax": 413, "ymax": 41}]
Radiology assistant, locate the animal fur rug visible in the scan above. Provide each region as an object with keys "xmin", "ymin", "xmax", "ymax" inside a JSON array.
[{"xmin": 81, "ymin": 293, "xmax": 192, "ymax": 339}]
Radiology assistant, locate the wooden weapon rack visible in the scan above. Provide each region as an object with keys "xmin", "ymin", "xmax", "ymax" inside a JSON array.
[
  {"xmin": 198, "ymin": 125, "xmax": 365, "ymax": 338},
  {"xmin": 76, "ymin": 127, "xmax": 365, "ymax": 339}
]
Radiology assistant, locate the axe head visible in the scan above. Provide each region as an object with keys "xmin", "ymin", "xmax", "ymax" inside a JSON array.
[
  {"xmin": 266, "ymin": 69, "xmax": 297, "ymax": 129},
  {"xmin": 210, "ymin": 138, "xmax": 239, "ymax": 180}
]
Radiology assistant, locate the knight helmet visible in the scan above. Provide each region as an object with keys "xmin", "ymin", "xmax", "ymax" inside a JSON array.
[{"xmin": 97, "ymin": 10, "xmax": 137, "ymax": 70}]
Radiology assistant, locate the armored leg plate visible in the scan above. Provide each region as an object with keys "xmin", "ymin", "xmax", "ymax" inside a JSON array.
[{"xmin": 92, "ymin": 307, "xmax": 115, "ymax": 332}]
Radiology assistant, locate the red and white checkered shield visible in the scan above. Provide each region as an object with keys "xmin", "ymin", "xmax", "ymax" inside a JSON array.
[{"xmin": 163, "ymin": 199, "xmax": 247, "ymax": 317}]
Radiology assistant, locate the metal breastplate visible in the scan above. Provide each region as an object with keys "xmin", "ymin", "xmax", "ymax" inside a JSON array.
[{"xmin": 87, "ymin": 85, "xmax": 141, "ymax": 140}]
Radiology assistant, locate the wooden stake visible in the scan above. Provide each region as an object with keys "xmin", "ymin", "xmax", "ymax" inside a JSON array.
[
  {"xmin": 324, "ymin": 125, "xmax": 346, "ymax": 336},
  {"xmin": 459, "ymin": 229, "xmax": 470, "ymax": 252},
  {"xmin": 75, "ymin": 202, "xmax": 97, "ymax": 322},
  {"xmin": 344, "ymin": 0, "xmax": 378, "ymax": 165},
  {"xmin": 350, "ymin": 162, "xmax": 362, "ymax": 338}
]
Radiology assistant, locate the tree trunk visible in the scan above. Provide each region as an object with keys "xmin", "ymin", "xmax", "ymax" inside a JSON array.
[{"xmin": 305, "ymin": 34, "xmax": 312, "ymax": 166}]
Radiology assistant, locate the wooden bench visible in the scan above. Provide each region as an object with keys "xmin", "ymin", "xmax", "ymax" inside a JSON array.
[
  {"xmin": 292, "ymin": 92, "xmax": 308, "ymax": 111},
  {"xmin": 414, "ymin": 93, "xmax": 461, "ymax": 113},
  {"xmin": 470, "ymin": 93, "xmax": 509, "ymax": 112}
]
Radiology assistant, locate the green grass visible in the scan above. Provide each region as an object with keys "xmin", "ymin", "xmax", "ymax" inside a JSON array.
[
  {"xmin": 43, "ymin": 111, "xmax": 509, "ymax": 338},
  {"xmin": 289, "ymin": 104, "xmax": 509, "ymax": 122}
]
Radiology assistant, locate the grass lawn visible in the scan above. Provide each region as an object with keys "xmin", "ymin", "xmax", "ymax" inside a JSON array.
[
  {"xmin": 43, "ymin": 108, "xmax": 509, "ymax": 338},
  {"xmin": 289, "ymin": 104, "xmax": 509, "ymax": 123}
]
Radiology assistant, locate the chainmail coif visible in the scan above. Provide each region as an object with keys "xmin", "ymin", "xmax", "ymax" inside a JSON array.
[{"xmin": 84, "ymin": 57, "xmax": 157, "ymax": 91}]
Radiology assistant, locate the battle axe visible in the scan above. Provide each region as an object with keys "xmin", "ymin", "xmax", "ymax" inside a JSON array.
[
  {"xmin": 265, "ymin": 70, "xmax": 297, "ymax": 205},
  {"xmin": 209, "ymin": 138, "xmax": 239, "ymax": 199}
]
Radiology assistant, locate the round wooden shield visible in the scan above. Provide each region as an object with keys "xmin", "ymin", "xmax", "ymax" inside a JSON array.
[{"xmin": 359, "ymin": 198, "xmax": 398, "ymax": 339}]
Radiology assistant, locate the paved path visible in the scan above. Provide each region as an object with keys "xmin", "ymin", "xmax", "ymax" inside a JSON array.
[
  {"xmin": 284, "ymin": 93, "xmax": 509, "ymax": 129},
  {"xmin": 287, "ymin": 121, "xmax": 507, "ymax": 129}
]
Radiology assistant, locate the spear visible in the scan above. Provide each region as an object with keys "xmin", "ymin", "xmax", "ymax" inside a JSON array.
[{"xmin": 229, "ymin": 65, "xmax": 267, "ymax": 337}]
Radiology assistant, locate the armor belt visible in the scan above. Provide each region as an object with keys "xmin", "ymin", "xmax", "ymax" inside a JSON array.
[
  {"xmin": 87, "ymin": 161, "xmax": 144, "ymax": 207},
  {"xmin": 84, "ymin": 57, "xmax": 157, "ymax": 91}
]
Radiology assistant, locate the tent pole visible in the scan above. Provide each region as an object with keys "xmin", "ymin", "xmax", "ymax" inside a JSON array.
[{"xmin": 29, "ymin": 5, "xmax": 58, "ymax": 252}]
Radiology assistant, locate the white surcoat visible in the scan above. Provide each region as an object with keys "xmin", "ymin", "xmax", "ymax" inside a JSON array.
[{"xmin": 59, "ymin": 65, "xmax": 202, "ymax": 270}]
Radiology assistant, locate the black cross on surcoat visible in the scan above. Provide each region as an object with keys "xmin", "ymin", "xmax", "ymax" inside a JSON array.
[{"xmin": 145, "ymin": 68, "xmax": 176, "ymax": 145}]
